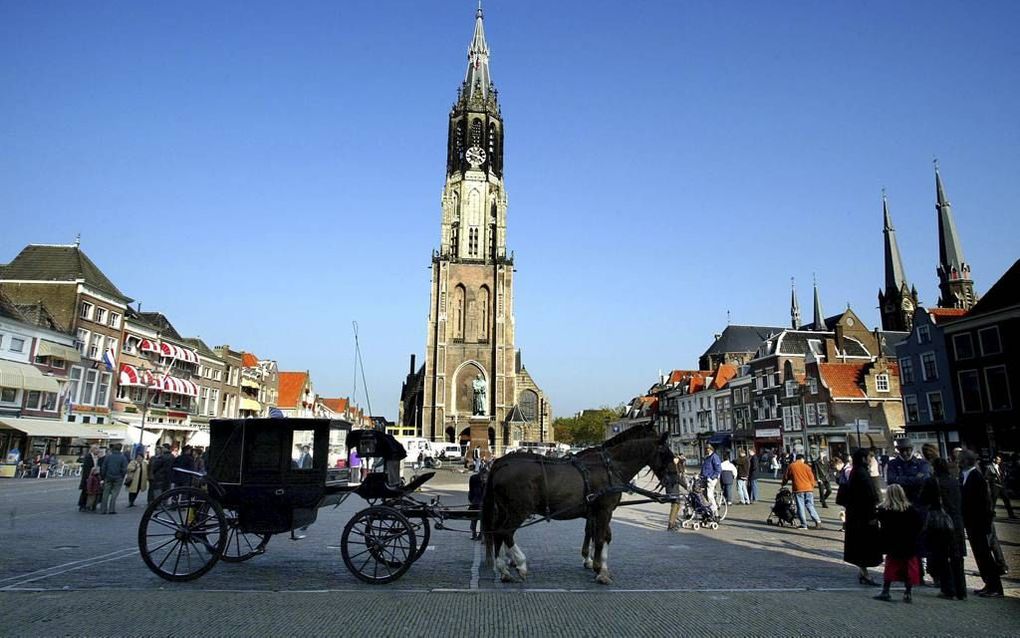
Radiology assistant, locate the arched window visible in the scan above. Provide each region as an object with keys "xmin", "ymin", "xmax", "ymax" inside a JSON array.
[
  {"xmin": 471, "ymin": 119, "xmax": 483, "ymax": 147},
  {"xmin": 479, "ymin": 285, "xmax": 490, "ymax": 341},
  {"xmin": 453, "ymin": 285, "xmax": 466, "ymax": 339},
  {"xmin": 519, "ymin": 390, "xmax": 538, "ymax": 421}
]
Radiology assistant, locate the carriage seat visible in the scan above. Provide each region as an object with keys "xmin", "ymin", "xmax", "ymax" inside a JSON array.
[{"xmin": 356, "ymin": 472, "xmax": 407, "ymax": 500}]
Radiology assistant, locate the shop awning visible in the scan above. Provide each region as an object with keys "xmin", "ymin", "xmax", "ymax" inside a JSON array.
[
  {"xmin": 119, "ymin": 363, "xmax": 142, "ymax": 387},
  {"xmin": 240, "ymin": 397, "xmax": 262, "ymax": 412},
  {"xmin": 160, "ymin": 375, "xmax": 198, "ymax": 397},
  {"xmin": 707, "ymin": 433, "xmax": 732, "ymax": 448},
  {"xmin": 158, "ymin": 342, "xmax": 199, "ymax": 365},
  {"xmin": 139, "ymin": 339, "xmax": 160, "ymax": 354},
  {"xmin": 0, "ymin": 417, "xmax": 109, "ymax": 439},
  {"xmin": 36, "ymin": 340, "xmax": 82, "ymax": 362},
  {"xmin": 241, "ymin": 378, "xmax": 260, "ymax": 390},
  {"xmin": 0, "ymin": 360, "xmax": 60, "ymax": 393}
]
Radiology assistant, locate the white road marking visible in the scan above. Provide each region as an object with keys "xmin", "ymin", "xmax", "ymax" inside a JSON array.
[
  {"xmin": 469, "ymin": 539, "xmax": 481, "ymax": 590},
  {"xmin": 0, "ymin": 548, "xmax": 138, "ymax": 590},
  {"xmin": 0, "ymin": 547, "xmax": 137, "ymax": 585},
  {"xmin": 5, "ymin": 508, "xmax": 68, "ymax": 520}
]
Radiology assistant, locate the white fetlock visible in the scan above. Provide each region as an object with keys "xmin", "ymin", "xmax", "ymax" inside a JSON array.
[
  {"xmin": 595, "ymin": 571, "xmax": 612, "ymax": 585},
  {"xmin": 510, "ymin": 545, "xmax": 528, "ymax": 580},
  {"xmin": 583, "ymin": 558, "xmax": 593, "ymax": 570}
]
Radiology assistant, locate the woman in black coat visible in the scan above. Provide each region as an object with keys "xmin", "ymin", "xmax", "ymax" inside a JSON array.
[
  {"xmin": 922, "ymin": 457, "xmax": 967, "ymax": 600},
  {"xmin": 842, "ymin": 447, "xmax": 883, "ymax": 585}
]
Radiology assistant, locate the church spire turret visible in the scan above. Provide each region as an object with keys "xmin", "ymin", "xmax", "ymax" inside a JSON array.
[
  {"xmin": 790, "ymin": 277, "xmax": 801, "ymax": 329},
  {"xmin": 462, "ymin": 2, "xmax": 496, "ymax": 109},
  {"xmin": 935, "ymin": 161, "xmax": 977, "ymax": 309},
  {"xmin": 878, "ymin": 191, "xmax": 918, "ymax": 331},
  {"xmin": 812, "ymin": 275, "xmax": 826, "ymax": 331}
]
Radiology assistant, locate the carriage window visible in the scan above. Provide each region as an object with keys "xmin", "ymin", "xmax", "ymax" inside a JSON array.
[
  {"xmin": 248, "ymin": 429, "xmax": 287, "ymax": 473},
  {"xmin": 292, "ymin": 429, "xmax": 315, "ymax": 470}
]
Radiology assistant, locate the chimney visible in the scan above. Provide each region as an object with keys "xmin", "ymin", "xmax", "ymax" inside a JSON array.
[{"xmin": 409, "ymin": 353, "xmax": 416, "ymax": 376}]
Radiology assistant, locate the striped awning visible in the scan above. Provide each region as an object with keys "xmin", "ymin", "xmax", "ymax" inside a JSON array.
[
  {"xmin": 35, "ymin": 340, "xmax": 82, "ymax": 362},
  {"xmin": 119, "ymin": 364, "xmax": 158, "ymax": 388},
  {"xmin": 139, "ymin": 339, "xmax": 161, "ymax": 354},
  {"xmin": 160, "ymin": 375, "xmax": 198, "ymax": 397},
  {"xmin": 0, "ymin": 360, "xmax": 60, "ymax": 393},
  {"xmin": 158, "ymin": 342, "xmax": 199, "ymax": 365},
  {"xmin": 239, "ymin": 397, "xmax": 262, "ymax": 413}
]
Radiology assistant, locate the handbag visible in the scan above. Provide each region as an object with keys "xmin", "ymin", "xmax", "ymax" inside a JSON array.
[{"xmin": 835, "ymin": 482, "xmax": 849, "ymax": 507}]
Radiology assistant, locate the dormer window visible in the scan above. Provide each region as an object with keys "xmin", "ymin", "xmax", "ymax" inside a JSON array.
[{"xmin": 876, "ymin": 374, "xmax": 890, "ymax": 393}]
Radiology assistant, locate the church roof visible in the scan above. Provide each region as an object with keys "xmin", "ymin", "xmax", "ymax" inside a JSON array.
[
  {"xmin": 701, "ymin": 325, "xmax": 784, "ymax": 358},
  {"xmin": 965, "ymin": 258, "xmax": 1020, "ymax": 317},
  {"xmin": 1, "ymin": 244, "xmax": 131, "ymax": 303},
  {"xmin": 936, "ymin": 165, "xmax": 967, "ymax": 275}
]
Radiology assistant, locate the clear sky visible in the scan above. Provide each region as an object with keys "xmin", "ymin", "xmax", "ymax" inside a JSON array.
[{"xmin": 2, "ymin": 1, "xmax": 1018, "ymax": 420}]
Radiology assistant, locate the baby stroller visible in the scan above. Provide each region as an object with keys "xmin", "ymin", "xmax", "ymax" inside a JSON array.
[
  {"xmin": 766, "ymin": 487, "xmax": 798, "ymax": 526},
  {"xmin": 680, "ymin": 476, "xmax": 721, "ymax": 530}
]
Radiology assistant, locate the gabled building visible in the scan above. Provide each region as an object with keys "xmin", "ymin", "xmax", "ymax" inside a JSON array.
[
  {"xmin": 1, "ymin": 243, "xmax": 131, "ymax": 427},
  {"xmin": 942, "ymin": 259, "xmax": 1019, "ymax": 453},
  {"xmin": 214, "ymin": 345, "xmax": 243, "ymax": 420},
  {"xmin": 278, "ymin": 371, "xmax": 315, "ymax": 418}
]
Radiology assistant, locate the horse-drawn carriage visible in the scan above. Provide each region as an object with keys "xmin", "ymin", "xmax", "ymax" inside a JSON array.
[
  {"xmin": 138, "ymin": 418, "xmax": 681, "ymax": 586},
  {"xmin": 137, "ymin": 418, "xmax": 474, "ymax": 584}
]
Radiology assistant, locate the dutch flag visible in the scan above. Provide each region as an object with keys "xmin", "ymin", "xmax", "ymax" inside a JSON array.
[{"xmin": 102, "ymin": 341, "xmax": 117, "ymax": 371}]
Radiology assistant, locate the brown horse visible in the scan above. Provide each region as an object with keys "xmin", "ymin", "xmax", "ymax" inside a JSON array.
[{"xmin": 481, "ymin": 424, "xmax": 677, "ymax": 584}]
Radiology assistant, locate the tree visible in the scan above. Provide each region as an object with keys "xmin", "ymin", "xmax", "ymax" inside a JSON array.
[{"xmin": 553, "ymin": 406, "xmax": 624, "ymax": 446}]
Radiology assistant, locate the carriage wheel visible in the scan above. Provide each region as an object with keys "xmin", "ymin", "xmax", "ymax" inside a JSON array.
[
  {"xmin": 408, "ymin": 515, "xmax": 431, "ymax": 563},
  {"xmin": 138, "ymin": 487, "xmax": 227, "ymax": 582},
  {"xmin": 341, "ymin": 506, "xmax": 417, "ymax": 584},
  {"xmin": 220, "ymin": 508, "xmax": 271, "ymax": 563}
]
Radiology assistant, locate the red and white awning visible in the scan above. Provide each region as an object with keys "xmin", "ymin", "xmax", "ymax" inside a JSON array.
[
  {"xmin": 119, "ymin": 363, "xmax": 143, "ymax": 387},
  {"xmin": 159, "ymin": 375, "xmax": 198, "ymax": 397},
  {"xmin": 157, "ymin": 342, "xmax": 199, "ymax": 365},
  {"xmin": 139, "ymin": 339, "xmax": 161, "ymax": 354}
]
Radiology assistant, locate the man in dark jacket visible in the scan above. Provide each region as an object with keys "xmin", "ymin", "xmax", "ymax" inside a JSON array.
[
  {"xmin": 172, "ymin": 445, "xmax": 196, "ymax": 488},
  {"xmin": 468, "ymin": 462, "xmax": 489, "ymax": 540},
  {"xmin": 886, "ymin": 439, "xmax": 931, "ymax": 504},
  {"xmin": 78, "ymin": 444, "xmax": 100, "ymax": 511},
  {"xmin": 985, "ymin": 454, "xmax": 1015, "ymax": 519},
  {"xmin": 810, "ymin": 453, "xmax": 833, "ymax": 508},
  {"xmin": 99, "ymin": 443, "xmax": 128, "ymax": 514},
  {"xmin": 148, "ymin": 444, "xmax": 172, "ymax": 500},
  {"xmin": 747, "ymin": 449, "xmax": 760, "ymax": 503},
  {"xmin": 960, "ymin": 450, "xmax": 1003, "ymax": 598}
]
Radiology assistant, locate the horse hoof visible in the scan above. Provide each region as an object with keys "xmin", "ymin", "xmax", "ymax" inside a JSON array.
[
  {"xmin": 595, "ymin": 573, "xmax": 612, "ymax": 585},
  {"xmin": 583, "ymin": 560, "xmax": 593, "ymax": 570},
  {"xmin": 500, "ymin": 572, "xmax": 516, "ymax": 583}
]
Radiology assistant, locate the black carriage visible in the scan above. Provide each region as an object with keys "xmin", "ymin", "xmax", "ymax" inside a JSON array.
[{"xmin": 137, "ymin": 418, "xmax": 466, "ymax": 584}]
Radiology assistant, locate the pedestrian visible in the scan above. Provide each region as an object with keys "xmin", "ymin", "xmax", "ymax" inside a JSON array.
[
  {"xmin": 77, "ymin": 444, "xmax": 100, "ymax": 512},
  {"xmin": 959, "ymin": 450, "xmax": 1004, "ymax": 598},
  {"xmin": 348, "ymin": 447, "xmax": 362, "ymax": 484},
  {"xmin": 172, "ymin": 445, "xmax": 195, "ymax": 488},
  {"xmin": 666, "ymin": 455, "xmax": 685, "ymax": 530},
  {"xmin": 886, "ymin": 439, "xmax": 932, "ymax": 504},
  {"xmin": 468, "ymin": 463, "xmax": 488, "ymax": 540},
  {"xmin": 947, "ymin": 447, "xmax": 963, "ymax": 481},
  {"xmin": 148, "ymin": 444, "xmax": 172, "ymax": 501},
  {"xmin": 719, "ymin": 452, "xmax": 736, "ymax": 506},
  {"xmin": 841, "ymin": 448, "xmax": 882, "ymax": 585},
  {"xmin": 735, "ymin": 450, "xmax": 751, "ymax": 505},
  {"xmin": 700, "ymin": 444, "xmax": 722, "ymax": 514},
  {"xmin": 99, "ymin": 443, "xmax": 128, "ymax": 515},
  {"xmin": 874, "ymin": 484, "xmax": 924, "ymax": 603},
  {"xmin": 921, "ymin": 458, "xmax": 967, "ymax": 600},
  {"xmin": 193, "ymin": 447, "xmax": 206, "ymax": 474},
  {"xmin": 472, "ymin": 445, "xmax": 482, "ymax": 473},
  {"xmin": 747, "ymin": 448, "xmax": 760, "ymax": 503},
  {"xmin": 125, "ymin": 453, "xmax": 148, "ymax": 507},
  {"xmin": 782, "ymin": 454, "xmax": 822, "ymax": 529},
  {"xmin": 770, "ymin": 454, "xmax": 780, "ymax": 479},
  {"xmin": 85, "ymin": 467, "xmax": 102, "ymax": 511},
  {"xmin": 811, "ymin": 452, "xmax": 833, "ymax": 508},
  {"xmin": 985, "ymin": 454, "xmax": 1015, "ymax": 519}
]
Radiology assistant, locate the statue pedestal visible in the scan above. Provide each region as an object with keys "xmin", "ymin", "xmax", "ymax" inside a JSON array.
[{"xmin": 467, "ymin": 416, "xmax": 493, "ymax": 458}]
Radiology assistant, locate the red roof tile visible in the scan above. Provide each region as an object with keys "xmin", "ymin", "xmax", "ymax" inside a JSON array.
[
  {"xmin": 277, "ymin": 371, "xmax": 309, "ymax": 408},
  {"xmin": 818, "ymin": 362, "xmax": 868, "ymax": 399},
  {"xmin": 927, "ymin": 308, "xmax": 968, "ymax": 325},
  {"xmin": 711, "ymin": 364, "xmax": 739, "ymax": 390},
  {"xmin": 319, "ymin": 397, "xmax": 349, "ymax": 414},
  {"xmin": 241, "ymin": 353, "xmax": 259, "ymax": 367}
]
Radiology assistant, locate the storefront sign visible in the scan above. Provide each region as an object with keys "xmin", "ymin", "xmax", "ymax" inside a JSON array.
[{"xmin": 756, "ymin": 428, "xmax": 781, "ymax": 438}]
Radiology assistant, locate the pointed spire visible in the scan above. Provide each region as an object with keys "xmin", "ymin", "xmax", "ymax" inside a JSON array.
[
  {"xmin": 935, "ymin": 160, "xmax": 967, "ymax": 277},
  {"xmin": 882, "ymin": 190, "xmax": 909, "ymax": 294},
  {"xmin": 812, "ymin": 274, "xmax": 825, "ymax": 331},
  {"xmin": 790, "ymin": 277, "xmax": 801, "ymax": 329},
  {"xmin": 463, "ymin": 2, "xmax": 493, "ymax": 104}
]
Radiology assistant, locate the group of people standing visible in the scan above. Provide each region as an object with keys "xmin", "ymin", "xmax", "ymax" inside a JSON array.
[
  {"xmin": 841, "ymin": 440, "xmax": 1009, "ymax": 602},
  {"xmin": 76, "ymin": 443, "xmax": 206, "ymax": 514}
]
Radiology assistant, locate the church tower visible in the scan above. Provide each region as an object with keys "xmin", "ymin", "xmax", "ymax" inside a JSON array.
[
  {"xmin": 420, "ymin": 6, "xmax": 549, "ymax": 454},
  {"xmin": 934, "ymin": 162, "xmax": 978, "ymax": 310},
  {"xmin": 878, "ymin": 191, "xmax": 919, "ymax": 331}
]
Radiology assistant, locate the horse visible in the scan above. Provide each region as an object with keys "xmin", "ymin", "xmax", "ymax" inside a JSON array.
[{"xmin": 481, "ymin": 423, "xmax": 678, "ymax": 584}]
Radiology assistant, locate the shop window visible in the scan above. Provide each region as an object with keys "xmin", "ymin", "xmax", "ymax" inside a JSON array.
[
  {"xmin": 1, "ymin": 387, "xmax": 18, "ymax": 403},
  {"xmin": 952, "ymin": 333, "xmax": 975, "ymax": 360}
]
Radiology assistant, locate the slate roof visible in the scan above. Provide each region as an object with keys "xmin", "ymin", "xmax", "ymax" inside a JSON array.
[
  {"xmin": 701, "ymin": 325, "xmax": 784, "ymax": 358},
  {"xmin": 277, "ymin": 371, "xmax": 309, "ymax": 408},
  {"xmin": 1, "ymin": 244, "xmax": 131, "ymax": 302},
  {"xmin": 182, "ymin": 337, "xmax": 217, "ymax": 358},
  {"xmin": 136, "ymin": 312, "xmax": 183, "ymax": 341},
  {"xmin": 840, "ymin": 337, "xmax": 871, "ymax": 358},
  {"xmin": 776, "ymin": 330, "xmax": 828, "ymax": 356},
  {"xmin": 0, "ymin": 291, "xmax": 24, "ymax": 322},
  {"xmin": 967, "ymin": 258, "xmax": 1020, "ymax": 317},
  {"xmin": 14, "ymin": 303, "xmax": 61, "ymax": 332},
  {"xmin": 878, "ymin": 331, "xmax": 909, "ymax": 356},
  {"xmin": 505, "ymin": 404, "xmax": 528, "ymax": 423},
  {"xmin": 818, "ymin": 362, "xmax": 868, "ymax": 399}
]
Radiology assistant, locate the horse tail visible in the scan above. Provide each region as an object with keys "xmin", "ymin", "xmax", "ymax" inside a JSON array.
[{"xmin": 481, "ymin": 466, "xmax": 497, "ymax": 566}]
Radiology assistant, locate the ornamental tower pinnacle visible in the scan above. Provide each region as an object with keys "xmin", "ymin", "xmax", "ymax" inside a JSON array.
[
  {"xmin": 878, "ymin": 191, "xmax": 918, "ymax": 331},
  {"xmin": 934, "ymin": 162, "xmax": 978, "ymax": 310}
]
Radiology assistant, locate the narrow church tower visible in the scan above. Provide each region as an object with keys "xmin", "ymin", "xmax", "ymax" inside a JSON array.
[
  {"xmin": 812, "ymin": 276, "xmax": 826, "ymax": 331},
  {"xmin": 878, "ymin": 191, "xmax": 919, "ymax": 331},
  {"xmin": 934, "ymin": 162, "xmax": 978, "ymax": 310},
  {"xmin": 421, "ymin": 6, "xmax": 548, "ymax": 454},
  {"xmin": 790, "ymin": 278, "xmax": 801, "ymax": 329}
]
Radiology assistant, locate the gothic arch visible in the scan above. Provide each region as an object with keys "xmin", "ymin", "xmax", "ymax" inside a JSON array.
[
  {"xmin": 451, "ymin": 359, "xmax": 487, "ymax": 416},
  {"xmin": 519, "ymin": 389, "xmax": 538, "ymax": 421},
  {"xmin": 453, "ymin": 284, "xmax": 466, "ymax": 339}
]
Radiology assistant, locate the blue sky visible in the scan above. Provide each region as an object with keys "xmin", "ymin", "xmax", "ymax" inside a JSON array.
[{"xmin": 2, "ymin": 1, "xmax": 1018, "ymax": 420}]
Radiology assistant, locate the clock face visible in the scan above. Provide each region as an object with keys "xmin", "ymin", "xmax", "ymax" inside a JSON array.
[{"xmin": 465, "ymin": 146, "xmax": 487, "ymax": 168}]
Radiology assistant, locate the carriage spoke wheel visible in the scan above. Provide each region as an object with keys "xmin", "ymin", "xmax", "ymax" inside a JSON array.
[
  {"xmin": 138, "ymin": 487, "xmax": 227, "ymax": 582},
  {"xmin": 407, "ymin": 514, "xmax": 430, "ymax": 563},
  {"xmin": 220, "ymin": 509, "xmax": 271, "ymax": 563},
  {"xmin": 341, "ymin": 506, "xmax": 417, "ymax": 584}
]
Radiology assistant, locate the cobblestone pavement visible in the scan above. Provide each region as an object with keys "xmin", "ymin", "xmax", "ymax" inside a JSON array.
[{"xmin": 1, "ymin": 472, "xmax": 1017, "ymax": 636}]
